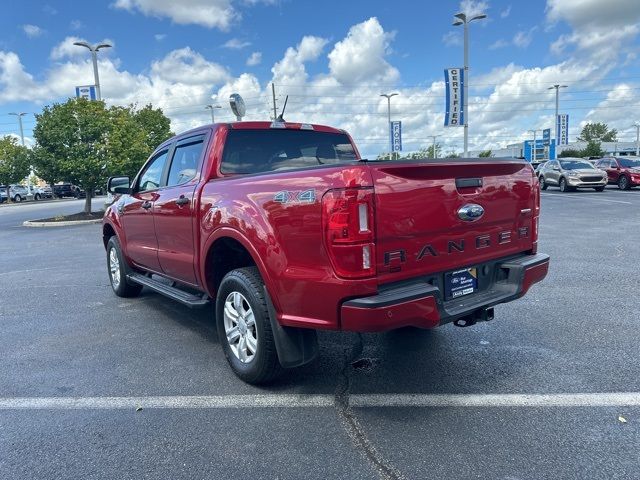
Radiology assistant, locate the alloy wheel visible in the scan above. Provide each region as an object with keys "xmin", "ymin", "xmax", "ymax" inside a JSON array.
[{"xmin": 223, "ymin": 291, "xmax": 258, "ymax": 364}]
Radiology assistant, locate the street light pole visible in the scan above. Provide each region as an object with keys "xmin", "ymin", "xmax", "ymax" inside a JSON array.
[
  {"xmin": 429, "ymin": 135, "xmax": 440, "ymax": 158},
  {"xmin": 453, "ymin": 11, "xmax": 487, "ymax": 158},
  {"xmin": 9, "ymin": 112, "xmax": 27, "ymax": 146},
  {"xmin": 548, "ymin": 84, "xmax": 567, "ymax": 143},
  {"xmin": 633, "ymin": 122, "xmax": 640, "ymax": 156},
  {"xmin": 73, "ymin": 41, "xmax": 112, "ymax": 101},
  {"xmin": 205, "ymin": 104, "xmax": 222, "ymax": 123},
  {"xmin": 380, "ymin": 93, "xmax": 398, "ymax": 159},
  {"xmin": 528, "ymin": 129, "xmax": 540, "ymax": 162}
]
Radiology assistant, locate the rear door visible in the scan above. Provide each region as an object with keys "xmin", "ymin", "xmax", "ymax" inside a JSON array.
[
  {"xmin": 121, "ymin": 148, "xmax": 170, "ymax": 272},
  {"xmin": 153, "ymin": 133, "xmax": 207, "ymax": 286},
  {"xmin": 607, "ymin": 159, "xmax": 620, "ymax": 183},
  {"xmin": 369, "ymin": 159, "xmax": 537, "ymax": 283}
]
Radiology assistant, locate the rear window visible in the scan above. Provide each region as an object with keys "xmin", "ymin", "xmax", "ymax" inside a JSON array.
[{"xmin": 220, "ymin": 129, "xmax": 358, "ymax": 174}]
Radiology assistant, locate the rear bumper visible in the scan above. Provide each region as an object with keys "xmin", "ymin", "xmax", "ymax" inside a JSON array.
[{"xmin": 340, "ymin": 253, "xmax": 549, "ymax": 332}]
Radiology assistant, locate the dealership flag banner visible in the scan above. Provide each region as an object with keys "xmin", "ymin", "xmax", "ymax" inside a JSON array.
[
  {"xmin": 543, "ymin": 128, "xmax": 551, "ymax": 146},
  {"xmin": 390, "ymin": 121, "xmax": 402, "ymax": 152},
  {"xmin": 444, "ymin": 68, "xmax": 464, "ymax": 127},
  {"xmin": 557, "ymin": 114, "xmax": 569, "ymax": 145}
]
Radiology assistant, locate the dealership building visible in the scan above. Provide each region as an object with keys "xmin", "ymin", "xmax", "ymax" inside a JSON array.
[{"xmin": 477, "ymin": 141, "xmax": 640, "ymax": 160}]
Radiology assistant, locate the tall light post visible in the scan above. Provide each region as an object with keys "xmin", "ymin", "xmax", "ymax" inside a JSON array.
[
  {"xmin": 548, "ymin": 84, "xmax": 568, "ymax": 144},
  {"xmin": 528, "ymin": 129, "xmax": 540, "ymax": 162},
  {"xmin": 380, "ymin": 92, "xmax": 398, "ymax": 159},
  {"xmin": 453, "ymin": 11, "xmax": 487, "ymax": 158},
  {"xmin": 632, "ymin": 122, "xmax": 640, "ymax": 156},
  {"xmin": 73, "ymin": 41, "xmax": 112, "ymax": 101},
  {"xmin": 205, "ymin": 104, "xmax": 222, "ymax": 123},
  {"xmin": 429, "ymin": 135, "xmax": 440, "ymax": 158},
  {"xmin": 9, "ymin": 112, "xmax": 27, "ymax": 146}
]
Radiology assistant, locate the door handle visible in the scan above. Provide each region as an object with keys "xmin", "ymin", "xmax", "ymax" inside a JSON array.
[
  {"xmin": 175, "ymin": 195, "xmax": 190, "ymax": 206},
  {"xmin": 141, "ymin": 201, "xmax": 152, "ymax": 210}
]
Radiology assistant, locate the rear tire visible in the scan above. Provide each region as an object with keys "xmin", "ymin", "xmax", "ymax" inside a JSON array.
[
  {"xmin": 106, "ymin": 236, "xmax": 142, "ymax": 298},
  {"xmin": 216, "ymin": 267, "xmax": 282, "ymax": 384},
  {"xmin": 539, "ymin": 176, "xmax": 548, "ymax": 190},
  {"xmin": 14, "ymin": 195, "xmax": 22, "ymax": 202},
  {"xmin": 34, "ymin": 193, "xmax": 41, "ymax": 201},
  {"xmin": 618, "ymin": 176, "xmax": 630, "ymax": 190},
  {"xmin": 594, "ymin": 186, "xmax": 605, "ymax": 192}
]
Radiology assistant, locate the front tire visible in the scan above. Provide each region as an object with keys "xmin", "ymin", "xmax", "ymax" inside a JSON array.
[
  {"xmin": 106, "ymin": 236, "xmax": 142, "ymax": 298},
  {"xmin": 539, "ymin": 176, "xmax": 548, "ymax": 190},
  {"xmin": 559, "ymin": 178, "xmax": 571, "ymax": 192},
  {"xmin": 14, "ymin": 194, "xmax": 22, "ymax": 202},
  {"xmin": 34, "ymin": 193, "xmax": 41, "ymax": 201},
  {"xmin": 216, "ymin": 267, "xmax": 281, "ymax": 384},
  {"xmin": 618, "ymin": 176, "xmax": 630, "ymax": 190}
]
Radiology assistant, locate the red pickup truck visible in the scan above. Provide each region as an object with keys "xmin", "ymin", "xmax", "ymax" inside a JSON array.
[{"xmin": 103, "ymin": 121, "xmax": 549, "ymax": 383}]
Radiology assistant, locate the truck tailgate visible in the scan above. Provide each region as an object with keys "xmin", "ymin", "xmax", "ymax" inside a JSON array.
[{"xmin": 369, "ymin": 159, "xmax": 538, "ymax": 283}]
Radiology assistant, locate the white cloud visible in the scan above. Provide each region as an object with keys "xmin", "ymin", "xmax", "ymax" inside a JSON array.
[
  {"xmin": 22, "ymin": 25, "xmax": 44, "ymax": 38},
  {"xmin": 328, "ymin": 17, "xmax": 398, "ymax": 85},
  {"xmin": 154, "ymin": 34, "xmax": 167, "ymax": 41},
  {"xmin": 513, "ymin": 28, "xmax": 535, "ymax": 48},
  {"xmin": 223, "ymin": 38, "xmax": 251, "ymax": 49},
  {"xmin": 150, "ymin": 47, "xmax": 230, "ymax": 85},
  {"xmin": 246, "ymin": 51, "xmax": 262, "ymax": 66},
  {"xmin": 442, "ymin": 31, "xmax": 462, "ymax": 47},
  {"xmin": 489, "ymin": 39, "xmax": 509, "ymax": 50},
  {"xmin": 112, "ymin": 0, "xmax": 237, "ymax": 30},
  {"xmin": 0, "ymin": 52, "xmax": 38, "ymax": 103},
  {"xmin": 272, "ymin": 36, "xmax": 328, "ymax": 85},
  {"xmin": 500, "ymin": 5, "xmax": 511, "ymax": 18},
  {"xmin": 70, "ymin": 20, "xmax": 83, "ymax": 30},
  {"xmin": 50, "ymin": 37, "xmax": 115, "ymax": 61},
  {"xmin": 459, "ymin": 0, "xmax": 489, "ymax": 17}
]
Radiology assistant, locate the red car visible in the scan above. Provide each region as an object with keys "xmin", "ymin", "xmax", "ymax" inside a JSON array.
[
  {"xmin": 103, "ymin": 121, "xmax": 549, "ymax": 383},
  {"xmin": 595, "ymin": 157, "xmax": 640, "ymax": 190}
]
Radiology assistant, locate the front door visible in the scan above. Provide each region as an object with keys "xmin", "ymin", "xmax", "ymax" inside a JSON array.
[
  {"xmin": 153, "ymin": 134, "xmax": 206, "ymax": 286},
  {"xmin": 121, "ymin": 148, "xmax": 170, "ymax": 272}
]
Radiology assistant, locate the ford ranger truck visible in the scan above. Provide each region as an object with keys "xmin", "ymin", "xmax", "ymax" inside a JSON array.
[{"xmin": 103, "ymin": 121, "xmax": 549, "ymax": 384}]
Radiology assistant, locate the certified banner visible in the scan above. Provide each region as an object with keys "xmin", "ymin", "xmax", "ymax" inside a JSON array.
[
  {"xmin": 444, "ymin": 68, "xmax": 464, "ymax": 127},
  {"xmin": 390, "ymin": 121, "xmax": 402, "ymax": 152},
  {"xmin": 557, "ymin": 114, "xmax": 569, "ymax": 145}
]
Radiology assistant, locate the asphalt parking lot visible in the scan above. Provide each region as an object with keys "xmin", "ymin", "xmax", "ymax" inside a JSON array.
[{"xmin": 1, "ymin": 188, "xmax": 639, "ymax": 480}]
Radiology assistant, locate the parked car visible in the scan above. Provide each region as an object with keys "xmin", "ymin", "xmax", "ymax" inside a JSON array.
[
  {"xmin": 538, "ymin": 158, "xmax": 608, "ymax": 192},
  {"xmin": 0, "ymin": 186, "xmax": 6, "ymax": 204},
  {"xmin": 53, "ymin": 183, "xmax": 86, "ymax": 198},
  {"xmin": 26, "ymin": 185, "xmax": 53, "ymax": 201},
  {"xmin": 103, "ymin": 121, "xmax": 549, "ymax": 384},
  {"xmin": 594, "ymin": 157, "xmax": 640, "ymax": 190},
  {"xmin": 5, "ymin": 184, "xmax": 30, "ymax": 202}
]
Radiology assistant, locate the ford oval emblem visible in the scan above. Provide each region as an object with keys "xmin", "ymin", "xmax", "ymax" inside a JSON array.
[{"xmin": 458, "ymin": 204, "xmax": 484, "ymax": 222}]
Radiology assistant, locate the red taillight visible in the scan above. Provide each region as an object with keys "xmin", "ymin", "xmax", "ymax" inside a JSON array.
[{"xmin": 322, "ymin": 187, "xmax": 375, "ymax": 279}]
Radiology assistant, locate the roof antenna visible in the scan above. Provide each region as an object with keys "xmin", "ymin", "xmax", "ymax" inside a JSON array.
[{"xmin": 276, "ymin": 95, "xmax": 288, "ymax": 122}]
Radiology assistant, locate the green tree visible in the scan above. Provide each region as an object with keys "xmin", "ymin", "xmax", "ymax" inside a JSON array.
[
  {"xmin": 445, "ymin": 151, "xmax": 461, "ymax": 158},
  {"xmin": 478, "ymin": 149, "xmax": 493, "ymax": 157},
  {"xmin": 558, "ymin": 148, "xmax": 583, "ymax": 158},
  {"xmin": 33, "ymin": 98, "xmax": 111, "ymax": 213},
  {"xmin": 0, "ymin": 136, "xmax": 30, "ymax": 202},
  {"xmin": 133, "ymin": 104, "xmax": 173, "ymax": 150},
  {"xmin": 577, "ymin": 122, "xmax": 617, "ymax": 142},
  {"xmin": 29, "ymin": 146, "xmax": 62, "ymax": 193},
  {"xmin": 581, "ymin": 140, "xmax": 604, "ymax": 158}
]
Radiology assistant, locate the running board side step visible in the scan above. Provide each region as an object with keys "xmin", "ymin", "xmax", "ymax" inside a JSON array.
[{"xmin": 127, "ymin": 273, "xmax": 210, "ymax": 308}]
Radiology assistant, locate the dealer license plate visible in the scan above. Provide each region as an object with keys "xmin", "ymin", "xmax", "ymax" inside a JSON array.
[{"xmin": 444, "ymin": 267, "xmax": 478, "ymax": 299}]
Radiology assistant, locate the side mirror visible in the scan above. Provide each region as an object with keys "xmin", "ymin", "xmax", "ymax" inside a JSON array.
[{"xmin": 107, "ymin": 176, "xmax": 131, "ymax": 195}]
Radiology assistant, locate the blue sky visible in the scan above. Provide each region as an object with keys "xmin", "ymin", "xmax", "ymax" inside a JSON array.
[{"xmin": 1, "ymin": 0, "xmax": 640, "ymax": 156}]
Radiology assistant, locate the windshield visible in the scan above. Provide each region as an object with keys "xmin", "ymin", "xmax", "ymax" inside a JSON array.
[
  {"xmin": 560, "ymin": 160, "xmax": 594, "ymax": 170},
  {"xmin": 619, "ymin": 158, "xmax": 640, "ymax": 168},
  {"xmin": 221, "ymin": 129, "xmax": 359, "ymax": 174}
]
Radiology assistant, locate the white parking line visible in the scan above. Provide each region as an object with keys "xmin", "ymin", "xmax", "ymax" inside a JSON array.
[
  {"xmin": 1, "ymin": 392, "xmax": 640, "ymax": 410},
  {"xmin": 541, "ymin": 193, "xmax": 632, "ymax": 205}
]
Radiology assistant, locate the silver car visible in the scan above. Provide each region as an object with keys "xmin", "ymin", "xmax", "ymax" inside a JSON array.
[{"xmin": 538, "ymin": 158, "xmax": 608, "ymax": 192}]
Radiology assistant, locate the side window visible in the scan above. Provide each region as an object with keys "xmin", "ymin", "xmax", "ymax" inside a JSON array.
[
  {"xmin": 138, "ymin": 150, "xmax": 169, "ymax": 192},
  {"xmin": 167, "ymin": 137, "xmax": 204, "ymax": 187}
]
